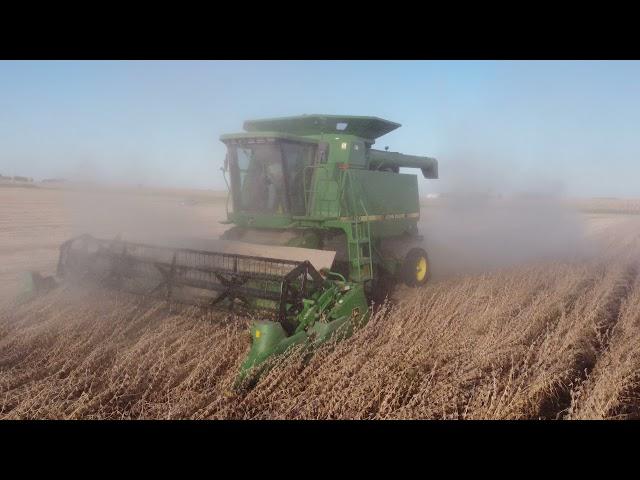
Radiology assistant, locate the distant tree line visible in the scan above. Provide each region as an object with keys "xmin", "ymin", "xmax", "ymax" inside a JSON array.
[
  {"xmin": 0, "ymin": 176, "xmax": 72, "ymax": 184},
  {"xmin": 0, "ymin": 175, "xmax": 34, "ymax": 182}
]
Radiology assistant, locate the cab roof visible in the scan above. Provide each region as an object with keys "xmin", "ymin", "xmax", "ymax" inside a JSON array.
[{"xmin": 242, "ymin": 114, "xmax": 401, "ymax": 140}]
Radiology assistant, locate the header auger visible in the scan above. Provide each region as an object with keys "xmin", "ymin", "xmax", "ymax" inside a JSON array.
[{"xmin": 25, "ymin": 114, "xmax": 438, "ymax": 385}]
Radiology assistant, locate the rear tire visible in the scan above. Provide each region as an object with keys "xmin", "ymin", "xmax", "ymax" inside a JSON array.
[{"xmin": 401, "ymin": 248, "xmax": 430, "ymax": 287}]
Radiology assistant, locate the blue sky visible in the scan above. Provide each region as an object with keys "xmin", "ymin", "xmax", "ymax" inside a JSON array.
[{"xmin": 1, "ymin": 60, "xmax": 639, "ymax": 197}]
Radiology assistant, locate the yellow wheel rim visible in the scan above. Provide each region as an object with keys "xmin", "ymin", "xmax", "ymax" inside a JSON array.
[{"xmin": 416, "ymin": 257, "xmax": 428, "ymax": 282}]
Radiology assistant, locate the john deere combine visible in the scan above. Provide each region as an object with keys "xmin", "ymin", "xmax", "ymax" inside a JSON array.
[{"xmin": 29, "ymin": 115, "xmax": 438, "ymax": 382}]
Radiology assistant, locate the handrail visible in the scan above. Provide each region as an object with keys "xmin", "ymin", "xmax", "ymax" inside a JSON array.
[
  {"xmin": 303, "ymin": 163, "xmax": 328, "ymax": 215},
  {"xmin": 304, "ymin": 163, "xmax": 343, "ymax": 217},
  {"xmin": 358, "ymin": 198, "xmax": 374, "ymax": 279},
  {"xmin": 221, "ymin": 166, "xmax": 231, "ymax": 218}
]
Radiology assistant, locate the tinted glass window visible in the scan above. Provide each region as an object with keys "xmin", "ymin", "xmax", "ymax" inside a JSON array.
[
  {"xmin": 228, "ymin": 141, "xmax": 317, "ymax": 215},
  {"xmin": 231, "ymin": 143, "xmax": 287, "ymax": 214},
  {"xmin": 282, "ymin": 142, "xmax": 316, "ymax": 215}
]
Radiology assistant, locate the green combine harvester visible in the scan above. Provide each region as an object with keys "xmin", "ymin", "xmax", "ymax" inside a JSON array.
[{"xmin": 28, "ymin": 115, "xmax": 438, "ymax": 383}]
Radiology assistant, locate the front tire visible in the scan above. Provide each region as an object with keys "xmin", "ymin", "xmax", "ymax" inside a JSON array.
[{"xmin": 401, "ymin": 248, "xmax": 430, "ymax": 287}]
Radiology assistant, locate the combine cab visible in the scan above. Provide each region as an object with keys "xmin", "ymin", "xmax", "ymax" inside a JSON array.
[{"xmin": 29, "ymin": 114, "xmax": 439, "ymax": 383}]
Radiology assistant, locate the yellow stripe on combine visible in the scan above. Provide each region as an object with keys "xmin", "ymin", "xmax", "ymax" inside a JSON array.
[{"xmin": 338, "ymin": 212, "xmax": 420, "ymax": 222}]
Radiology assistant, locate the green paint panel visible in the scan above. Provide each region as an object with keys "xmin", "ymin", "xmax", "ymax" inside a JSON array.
[{"xmin": 346, "ymin": 169, "xmax": 419, "ymax": 216}]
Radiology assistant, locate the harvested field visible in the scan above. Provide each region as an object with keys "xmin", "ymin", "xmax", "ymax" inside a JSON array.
[{"xmin": 2, "ymin": 185, "xmax": 640, "ymax": 419}]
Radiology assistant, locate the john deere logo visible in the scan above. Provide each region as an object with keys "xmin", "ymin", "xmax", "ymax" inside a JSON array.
[{"xmin": 255, "ymin": 330, "xmax": 261, "ymax": 339}]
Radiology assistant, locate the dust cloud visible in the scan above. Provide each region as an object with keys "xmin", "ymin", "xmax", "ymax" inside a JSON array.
[
  {"xmin": 51, "ymin": 144, "xmax": 598, "ymax": 283},
  {"xmin": 419, "ymin": 152, "xmax": 596, "ymax": 279},
  {"xmin": 58, "ymin": 184, "xmax": 594, "ymax": 282},
  {"xmin": 60, "ymin": 187, "xmax": 228, "ymax": 245}
]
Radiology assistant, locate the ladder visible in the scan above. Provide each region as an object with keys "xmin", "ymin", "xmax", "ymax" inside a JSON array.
[
  {"xmin": 337, "ymin": 169, "xmax": 374, "ymax": 283},
  {"xmin": 347, "ymin": 198, "xmax": 374, "ymax": 283}
]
